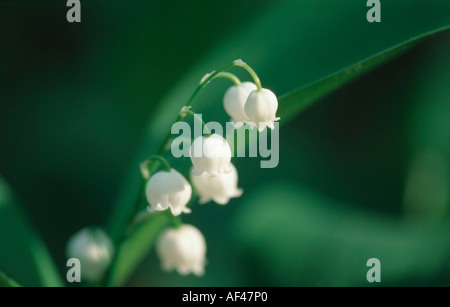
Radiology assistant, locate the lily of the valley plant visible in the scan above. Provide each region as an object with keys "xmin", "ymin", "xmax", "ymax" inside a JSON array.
[{"xmin": 66, "ymin": 59, "xmax": 280, "ymax": 283}]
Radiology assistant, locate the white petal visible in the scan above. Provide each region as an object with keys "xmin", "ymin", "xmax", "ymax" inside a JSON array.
[
  {"xmin": 190, "ymin": 134, "xmax": 232, "ymax": 176},
  {"xmin": 190, "ymin": 164, "xmax": 243, "ymax": 206},
  {"xmin": 223, "ymin": 82, "xmax": 256, "ymax": 123},
  {"xmin": 198, "ymin": 196, "xmax": 211, "ymax": 204},
  {"xmin": 212, "ymin": 196, "xmax": 230, "ymax": 205},
  {"xmin": 156, "ymin": 225, "xmax": 207, "ymax": 276},
  {"xmin": 66, "ymin": 228, "xmax": 114, "ymax": 282},
  {"xmin": 231, "ymin": 120, "xmax": 245, "ymax": 129},
  {"xmin": 145, "ymin": 169, "xmax": 192, "ymax": 216},
  {"xmin": 244, "ymin": 89, "xmax": 280, "ymax": 131}
]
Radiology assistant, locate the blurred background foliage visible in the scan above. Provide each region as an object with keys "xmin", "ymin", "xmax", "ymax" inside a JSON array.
[{"xmin": 0, "ymin": 0, "xmax": 449, "ymax": 286}]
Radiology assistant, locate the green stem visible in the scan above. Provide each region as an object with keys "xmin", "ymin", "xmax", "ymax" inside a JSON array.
[
  {"xmin": 167, "ymin": 211, "xmax": 183, "ymax": 229},
  {"xmin": 234, "ymin": 59, "xmax": 263, "ymax": 91},
  {"xmin": 157, "ymin": 60, "xmax": 242, "ymax": 155},
  {"xmin": 103, "ymin": 178, "xmax": 146, "ymax": 286},
  {"xmin": 214, "ymin": 72, "xmax": 241, "ymax": 86},
  {"xmin": 140, "ymin": 155, "xmax": 171, "ymax": 180},
  {"xmin": 105, "ymin": 165, "xmax": 179, "ymax": 286}
]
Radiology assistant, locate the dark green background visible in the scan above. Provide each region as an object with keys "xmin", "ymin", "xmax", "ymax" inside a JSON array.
[{"xmin": 0, "ymin": 0, "xmax": 449, "ymax": 286}]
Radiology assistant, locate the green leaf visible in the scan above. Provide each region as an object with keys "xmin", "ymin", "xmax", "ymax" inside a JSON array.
[
  {"xmin": 231, "ymin": 182, "xmax": 450, "ymax": 286},
  {"xmin": 277, "ymin": 27, "xmax": 450, "ymax": 123},
  {"xmin": 402, "ymin": 32, "xmax": 450, "ymax": 221},
  {"xmin": 0, "ymin": 176, "xmax": 63, "ymax": 287},
  {"xmin": 107, "ymin": 0, "xmax": 450, "ymax": 285},
  {"xmin": 107, "ymin": 214, "xmax": 170, "ymax": 286},
  {"xmin": 0, "ymin": 272, "xmax": 21, "ymax": 287}
]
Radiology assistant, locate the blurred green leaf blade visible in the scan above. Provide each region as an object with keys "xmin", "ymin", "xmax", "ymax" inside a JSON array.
[
  {"xmin": 278, "ymin": 27, "xmax": 450, "ymax": 123},
  {"xmin": 232, "ymin": 182, "xmax": 450, "ymax": 286},
  {"xmin": 0, "ymin": 176, "xmax": 63, "ymax": 287},
  {"xmin": 0, "ymin": 272, "xmax": 21, "ymax": 287},
  {"xmin": 107, "ymin": 214, "xmax": 169, "ymax": 286}
]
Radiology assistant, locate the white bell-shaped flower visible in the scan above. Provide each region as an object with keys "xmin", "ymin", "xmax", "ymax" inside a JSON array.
[
  {"xmin": 156, "ymin": 224, "xmax": 206, "ymax": 276},
  {"xmin": 223, "ymin": 82, "xmax": 257, "ymax": 127},
  {"xmin": 191, "ymin": 163, "xmax": 243, "ymax": 205},
  {"xmin": 244, "ymin": 88, "xmax": 280, "ymax": 132},
  {"xmin": 146, "ymin": 169, "xmax": 192, "ymax": 216},
  {"xmin": 190, "ymin": 134, "xmax": 232, "ymax": 176},
  {"xmin": 66, "ymin": 227, "xmax": 114, "ymax": 282}
]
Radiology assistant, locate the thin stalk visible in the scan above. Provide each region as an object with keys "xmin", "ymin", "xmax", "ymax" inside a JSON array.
[
  {"xmin": 157, "ymin": 61, "xmax": 241, "ymax": 155},
  {"xmin": 140, "ymin": 155, "xmax": 171, "ymax": 180},
  {"xmin": 233, "ymin": 59, "xmax": 262, "ymax": 91},
  {"xmin": 103, "ymin": 178, "xmax": 146, "ymax": 286},
  {"xmin": 215, "ymin": 72, "xmax": 241, "ymax": 86}
]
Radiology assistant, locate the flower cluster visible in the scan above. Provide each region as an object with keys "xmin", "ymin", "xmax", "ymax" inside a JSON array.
[
  {"xmin": 224, "ymin": 82, "xmax": 280, "ymax": 131},
  {"xmin": 144, "ymin": 60, "xmax": 280, "ymax": 276},
  {"xmin": 65, "ymin": 60, "xmax": 279, "ymax": 282},
  {"xmin": 145, "ymin": 133, "xmax": 240, "ymax": 276}
]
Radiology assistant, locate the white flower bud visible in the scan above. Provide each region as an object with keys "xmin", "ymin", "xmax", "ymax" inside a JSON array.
[
  {"xmin": 190, "ymin": 134, "xmax": 232, "ymax": 176},
  {"xmin": 146, "ymin": 169, "xmax": 192, "ymax": 216},
  {"xmin": 244, "ymin": 88, "xmax": 280, "ymax": 132},
  {"xmin": 223, "ymin": 82, "xmax": 257, "ymax": 127},
  {"xmin": 66, "ymin": 228, "xmax": 114, "ymax": 282},
  {"xmin": 191, "ymin": 163, "xmax": 243, "ymax": 205},
  {"xmin": 156, "ymin": 224, "xmax": 206, "ymax": 276}
]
